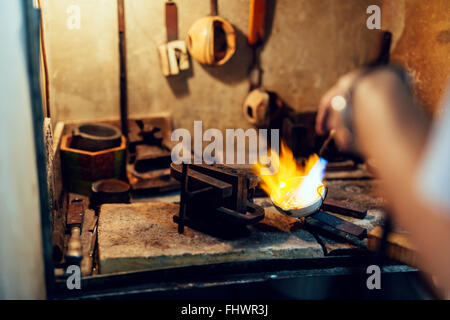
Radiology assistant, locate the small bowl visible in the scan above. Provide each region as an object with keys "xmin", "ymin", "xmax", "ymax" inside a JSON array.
[
  {"xmin": 72, "ymin": 123, "xmax": 122, "ymax": 152},
  {"xmin": 90, "ymin": 179, "xmax": 131, "ymax": 210},
  {"xmin": 270, "ymin": 177, "xmax": 327, "ymax": 218}
]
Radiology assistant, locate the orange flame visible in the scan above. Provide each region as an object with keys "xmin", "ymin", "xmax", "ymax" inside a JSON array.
[{"xmin": 253, "ymin": 142, "xmax": 327, "ymax": 210}]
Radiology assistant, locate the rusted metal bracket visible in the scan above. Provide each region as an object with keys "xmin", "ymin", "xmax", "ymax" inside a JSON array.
[
  {"xmin": 322, "ymin": 198, "xmax": 367, "ymax": 219},
  {"xmin": 305, "ymin": 211, "xmax": 367, "ymax": 247}
]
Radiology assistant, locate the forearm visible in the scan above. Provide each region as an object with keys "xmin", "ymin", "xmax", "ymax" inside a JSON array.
[
  {"xmin": 353, "ymin": 70, "xmax": 430, "ymax": 199},
  {"xmin": 352, "ymin": 70, "xmax": 450, "ymax": 288}
]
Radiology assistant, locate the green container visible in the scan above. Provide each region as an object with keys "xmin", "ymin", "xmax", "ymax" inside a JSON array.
[{"xmin": 60, "ymin": 135, "xmax": 126, "ymax": 196}]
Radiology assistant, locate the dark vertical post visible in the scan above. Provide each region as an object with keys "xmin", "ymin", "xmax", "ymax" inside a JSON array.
[
  {"xmin": 178, "ymin": 163, "xmax": 189, "ymax": 234},
  {"xmin": 117, "ymin": 0, "xmax": 128, "ymax": 138}
]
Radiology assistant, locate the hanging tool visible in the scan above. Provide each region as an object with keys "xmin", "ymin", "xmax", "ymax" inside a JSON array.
[
  {"xmin": 248, "ymin": 0, "xmax": 266, "ymax": 46},
  {"xmin": 186, "ymin": 0, "xmax": 236, "ymax": 66},
  {"xmin": 248, "ymin": 0, "xmax": 267, "ymax": 88},
  {"xmin": 243, "ymin": 0, "xmax": 282, "ymax": 127},
  {"xmin": 158, "ymin": 0, "xmax": 190, "ymax": 76}
]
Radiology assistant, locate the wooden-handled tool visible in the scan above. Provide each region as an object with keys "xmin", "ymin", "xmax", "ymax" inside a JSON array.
[
  {"xmin": 248, "ymin": 0, "xmax": 267, "ymax": 46},
  {"xmin": 247, "ymin": 0, "xmax": 267, "ymax": 89},
  {"xmin": 244, "ymin": 0, "xmax": 284, "ymax": 127},
  {"xmin": 65, "ymin": 198, "xmax": 85, "ymax": 266}
]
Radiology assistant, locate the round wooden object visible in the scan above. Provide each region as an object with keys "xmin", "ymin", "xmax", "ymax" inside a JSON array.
[
  {"xmin": 243, "ymin": 88, "xmax": 271, "ymax": 126},
  {"xmin": 186, "ymin": 16, "xmax": 236, "ymax": 66}
]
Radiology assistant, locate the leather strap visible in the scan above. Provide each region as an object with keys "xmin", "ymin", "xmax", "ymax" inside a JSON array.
[
  {"xmin": 210, "ymin": 0, "xmax": 218, "ymax": 16},
  {"xmin": 165, "ymin": 1, "xmax": 178, "ymax": 42}
]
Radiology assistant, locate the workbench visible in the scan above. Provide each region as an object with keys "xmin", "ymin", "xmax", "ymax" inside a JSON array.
[
  {"xmin": 53, "ymin": 176, "xmax": 432, "ymax": 299},
  {"xmin": 97, "ymin": 179, "xmax": 386, "ymax": 274}
]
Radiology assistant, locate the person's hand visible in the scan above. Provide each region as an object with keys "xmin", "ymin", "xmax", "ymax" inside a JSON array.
[{"xmin": 315, "ymin": 70, "xmax": 362, "ymax": 151}]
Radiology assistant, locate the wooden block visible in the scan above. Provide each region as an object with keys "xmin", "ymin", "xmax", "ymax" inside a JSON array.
[{"xmin": 158, "ymin": 44, "xmax": 170, "ymax": 76}]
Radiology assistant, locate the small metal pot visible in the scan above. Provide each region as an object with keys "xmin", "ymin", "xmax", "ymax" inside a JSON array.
[
  {"xmin": 90, "ymin": 179, "xmax": 131, "ymax": 210},
  {"xmin": 72, "ymin": 123, "xmax": 122, "ymax": 152},
  {"xmin": 271, "ymin": 178, "xmax": 327, "ymax": 218}
]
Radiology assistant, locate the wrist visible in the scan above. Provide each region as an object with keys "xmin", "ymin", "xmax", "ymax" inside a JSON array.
[
  {"xmin": 329, "ymin": 65, "xmax": 410, "ymax": 152},
  {"xmin": 351, "ymin": 65, "xmax": 412, "ymax": 105}
]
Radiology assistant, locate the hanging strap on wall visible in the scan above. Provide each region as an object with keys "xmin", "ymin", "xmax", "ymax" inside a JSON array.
[
  {"xmin": 165, "ymin": 0, "xmax": 178, "ymax": 42},
  {"xmin": 159, "ymin": 1, "xmax": 190, "ymax": 76}
]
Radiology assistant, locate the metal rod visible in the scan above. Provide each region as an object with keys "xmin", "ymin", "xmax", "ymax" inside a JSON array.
[
  {"xmin": 178, "ymin": 163, "xmax": 189, "ymax": 234},
  {"xmin": 319, "ymin": 129, "xmax": 336, "ymax": 157}
]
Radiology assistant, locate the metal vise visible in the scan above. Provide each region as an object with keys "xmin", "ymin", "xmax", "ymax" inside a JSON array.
[{"xmin": 170, "ymin": 163, "xmax": 265, "ymax": 233}]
